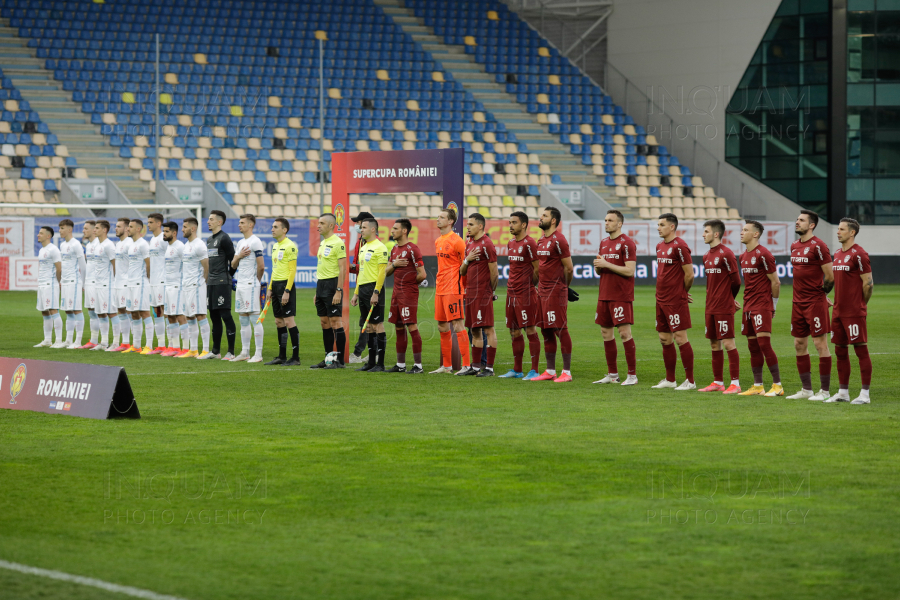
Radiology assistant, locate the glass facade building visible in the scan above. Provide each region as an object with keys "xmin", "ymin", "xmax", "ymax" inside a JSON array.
[{"xmin": 726, "ymin": 0, "xmax": 900, "ymax": 224}]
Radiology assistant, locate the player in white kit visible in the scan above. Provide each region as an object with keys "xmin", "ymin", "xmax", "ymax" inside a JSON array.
[
  {"xmin": 123, "ymin": 218, "xmax": 152, "ymax": 353},
  {"xmin": 58, "ymin": 219, "xmax": 87, "ymax": 349},
  {"xmin": 143, "ymin": 213, "xmax": 168, "ymax": 354},
  {"xmin": 34, "ymin": 225, "xmax": 63, "ymax": 347},
  {"xmin": 178, "ymin": 217, "xmax": 211, "ymax": 358},
  {"xmin": 89, "ymin": 220, "xmax": 118, "ymax": 351},
  {"xmin": 109, "ymin": 217, "xmax": 133, "ymax": 352},
  {"xmin": 78, "ymin": 220, "xmax": 101, "ymax": 349},
  {"xmin": 161, "ymin": 221, "xmax": 190, "ymax": 357},
  {"xmin": 230, "ymin": 213, "xmax": 266, "ymax": 363}
]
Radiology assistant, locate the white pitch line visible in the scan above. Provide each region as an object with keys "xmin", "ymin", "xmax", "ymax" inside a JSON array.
[{"xmin": 0, "ymin": 559, "xmax": 190, "ymax": 600}]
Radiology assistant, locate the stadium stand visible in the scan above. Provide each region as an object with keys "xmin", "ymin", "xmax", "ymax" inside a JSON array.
[
  {"xmin": 0, "ymin": 65, "xmax": 79, "ymax": 216},
  {"xmin": 0, "ymin": 0, "xmax": 739, "ymax": 220}
]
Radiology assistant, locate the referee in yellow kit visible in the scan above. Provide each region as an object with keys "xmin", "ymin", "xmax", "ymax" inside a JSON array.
[
  {"xmin": 310, "ymin": 213, "xmax": 348, "ymax": 369},
  {"xmin": 265, "ymin": 217, "xmax": 300, "ymax": 366},
  {"xmin": 350, "ymin": 217, "xmax": 389, "ymax": 372}
]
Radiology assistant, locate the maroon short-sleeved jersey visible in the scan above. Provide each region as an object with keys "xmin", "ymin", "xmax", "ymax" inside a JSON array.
[
  {"xmin": 597, "ymin": 234, "xmax": 636, "ymax": 302},
  {"xmin": 537, "ymin": 231, "xmax": 571, "ymax": 296},
  {"xmin": 655, "ymin": 237, "xmax": 692, "ymax": 305},
  {"xmin": 389, "ymin": 242, "xmax": 423, "ymax": 302},
  {"xmin": 833, "ymin": 244, "xmax": 871, "ymax": 318},
  {"xmin": 790, "ymin": 236, "xmax": 831, "ymax": 304},
  {"xmin": 703, "ymin": 244, "xmax": 740, "ymax": 315},
  {"xmin": 507, "ymin": 235, "xmax": 537, "ymax": 297},
  {"xmin": 464, "ymin": 234, "xmax": 497, "ymax": 298},
  {"xmin": 740, "ymin": 244, "xmax": 777, "ymax": 312}
]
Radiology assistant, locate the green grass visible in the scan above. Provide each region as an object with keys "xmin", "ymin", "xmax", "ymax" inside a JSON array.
[{"xmin": 1, "ymin": 286, "xmax": 899, "ymax": 600}]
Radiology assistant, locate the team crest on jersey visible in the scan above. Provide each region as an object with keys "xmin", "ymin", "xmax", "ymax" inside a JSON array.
[
  {"xmin": 845, "ymin": 256, "xmax": 850, "ymax": 263},
  {"xmin": 714, "ymin": 257, "xmax": 719, "ymax": 265},
  {"xmin": 667, "ymin": 248, "xmax": 672, "ymax": 255},
  {"xmin": 615, "ymin": 243, "xmax": 621, "ymax": 250},
  {"xmin": 518, "ymin": 246, "xmax": 523, "ymax": 253},
  {"xmin": 804, "ymin": 247, "xmax": 809, "ymax": 254},
  {"xmin": 751, "ymin": 257, "xmax": 757, "ymax": 265}
]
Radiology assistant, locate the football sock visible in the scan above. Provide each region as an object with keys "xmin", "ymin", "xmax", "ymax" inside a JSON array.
[
  {"xmin": 42, "ymin": 314, "xmax": 52, "ymax": 342},
  {"xmin": 855, "ymin": 345, "xmax": 872, "ymax": 390},
  {"xmin": 53, "ymin": 313, "xmax": 63, "ymax": 343},
  {"xmin": 131, "ymin": 318, "xmax": 143, "ymax": 348},
  {"xmin": 819, "ymin": 356, "xmax": 832, "ymax": 391},
  {"xmin": 355, "ymin": 330, "xmax": 368, "ymax": 357},
  {"xmin": 472, "ymin": 344, "xmax": 483, "ymax": 366},
  {"xmin": 748, "ymin": 338, "xmax": 764, "ymax": 385},
  {"xmin": 89, "ymin": 310, "xmax": 99, "ymax": 343},
  {"xmin": 485, "ymin": 346, "xmax": 496, "ymax": 370},
  {"xmin": 377, "ymin": 332, "xmax": 386, "ymax": 367},
  {"xmin": 199, "ymin": 318, "xmax": 211, "ymax": 353},
  {"xmin": 179, "ymin": 323, "xmax": 190, "ymax": 350},
  {"xmin": 662, "ymin": 342, "xmax": 676, "ymax": 382},
  {"xmin": 757, "ymin": 336, "xmax": 780, "ymax": 384},
  {"xmin": 65, "ymin": 313, "xmax": 74, "ymax": 344},
  {"xmin": 797, "ymin": 354, "xmax": 812, "ymax": 390},
  {"xmin": 99, "ymin": 316, "xmax": 109, "ymax": 346},
  {"xmin": 334, "ymin": 327, "xmax": 346, "ymax": 363},
  {"xmin": 396, "ymin": 328, "xmax": 408, "ymax": 365},
  {"xmin": 836, "ymin": 345, "xmax": 850, "ymax": 389},
  {"xmin": 727, "ymin": 347, "xmax": 741, "ymax": 382},
  {"xmin": 73, "ymin": 312, "xmax": 84, "ymax": 346},
  {"xmin": 711, "ymin": 349, "xmax": 724, "ymax": 383},
  {"xmin": 512, "ymin": 334, "xmax": 524, "ymax": 372},
  {"xmin": 239, "ymin": 315, "xmax": 251, "ymax": 351},
  {"xmin": 604, "ymin": 339, "xmax": 618, "ymax": 376},
  {"xmin": 410, "ymin": 328, "xmax": 422, "ymax": 365},
  {"xmin": 527, "ymin": 332, "xmax": 541, "ymax": 372},
  {"xmin": 189, "ymin": 320, "xmax": 200, "ymax": 352},
  {"xmin": 209, "ymin": 309, "xmax": 222, "ymax": 354},
  {"xmin": 623, "ymin": 337, "xmax": 637, "ymax": 376},
  {"xmin": 559, "ymin": 328, "xmax": 572, "ymax": 371},
  {"xmin": 440, "ymin": 331, "xmax": 452, "ymax": 368},
  {"xmin": 143, "ymin": 317, "xmax": 154, "ymax": 349},
  {"xmin": 154, "ymin": 316, "xmax": 166, "ymax": 348},
  {"xmin": 678, "ymin": 341, "xmax": 694, "ymax": 383},
  {"xmin": 289, "ymin": 326, "xmax": 299, "ymax": 360},
  {"xmin": 277, "ymin": 326, "xmax": 287, "ymax": 359},
  {"xmin": 254, "ymin": 322, "xmax": 265, "ymax": 357},
  {"xmin": 366, "ymin": 332, "xmax": 377, "ymax": 367},
  {"xmin": 222, "ymin": 310, "xmax": 236, "ymax": 354},
  {"xmin": 455, "ymin": 330, "xmax": 471, "ymax": 367},
  {"xmin": 542, "ymin": 329, "xmax": 557, "ymax": 372},
  {"xmin": 322, "ymin": 327, "xmax": 335, "ymax": 355},
  {"xmin": 168, "ymin": 322, "xmax": 180, "ymax": 349},
  {"xmin": 110, "ymin": 315, "xmax": 119, "ymax": 346}
]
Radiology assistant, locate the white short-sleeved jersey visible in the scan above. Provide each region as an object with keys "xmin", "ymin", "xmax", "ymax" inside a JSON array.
[
  {"xmin": 234, "ymin": 235, "xmax": 266, "ymax": 286},
  {"xmin": 93, "ymin": 239, "xmax": 117, "ymax": 287},
  {"xmin": 181, "ymin": 238, "xmax": 208, "ymax": 287},
  {"xmin": 114, "ymin": 237, "xmax": 133, "ymax": 288},
  {"xmin": 59, "ymin": 238, "xmax": 85, "ymax": 285},
  {"xmin": 37, "ymin": 243, "xmax": 62, "ymax": 287},
  {"xmin": 165, "ymin": 240, "xmax": 185, "ymax": 287},
  {"xmin": 149, "ymin": 233, "xmax": 166, "ymax": 285},
  {"xmin": 84, "ymin": 238, "xmax": 99, "ymax": 285},
  {"xmin": 127, "ymin": 237, "xmax": 151, "ymax": 286}
]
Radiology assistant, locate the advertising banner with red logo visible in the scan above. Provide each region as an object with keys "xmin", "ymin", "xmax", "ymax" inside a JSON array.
[{"xmin": 0, "ymin": 357, "xmax": 140, "ymax": 419}]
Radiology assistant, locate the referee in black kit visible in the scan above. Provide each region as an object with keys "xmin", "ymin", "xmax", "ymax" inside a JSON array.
[{"xmin": 201, "ymin": 209, "xmax": 237, "ymax": 360}]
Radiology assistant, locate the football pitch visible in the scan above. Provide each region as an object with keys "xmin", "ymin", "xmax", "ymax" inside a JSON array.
[{"xmin": 1, "ymin": 285, "xmax": 899, "ymax": 600}]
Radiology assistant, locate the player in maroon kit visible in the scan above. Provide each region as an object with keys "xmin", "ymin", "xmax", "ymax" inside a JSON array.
[
  {"xmin": 501, "ymin": 211, "xmax": 541, "ymax": 379},
  {"xmin": 460, "ymin": 213, "xmax": 499, "ymax": 376},
  {"xmin": 531, "ymin": 207, "xmax": 574, "ymax": 382},
  {"xmin": 385, "ymin": 219, "xmax": 427, "ymax": 374},
  {"xmin": 651, "ymin": 213, "xmax": 696, "ymax": 390},
  {"xmin": 786, "ymin": 210, "xmax": 835, "ymax": 401},
  {"xmin": 826, "ymin": 218, "xmax": 874, "ymax": 404},
  {"xmin": 738, "ymin": 220, "xmax": 784, "ymax": 396},
  {"xmin": 698, "ymin": 219, "xmax": 742, "ymax": 394},
  {"xmin": 592, "ymin": 210, "xmax": 638, "ymax": 386}
]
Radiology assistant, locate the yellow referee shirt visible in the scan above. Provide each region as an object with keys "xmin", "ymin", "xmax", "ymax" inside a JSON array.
[
  {"xmin": 270, "ymin": 237, "xmax": 299, "ymax": 290},
  {"xmin": 316, "ymin": 234, "xmax": 346, "ymax": 280},
  {"xmin": 357, "ymin": 238, "xmax": 389, "ymax": 287}
]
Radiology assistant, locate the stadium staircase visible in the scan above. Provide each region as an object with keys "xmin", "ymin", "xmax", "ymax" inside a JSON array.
[
  {"xmin": 376, "ymin": 0, "xmax": 632, "ymax": 218},
  {"xmin": 0, "ymin": 18, "xmax": 153, "ymax": 203}
]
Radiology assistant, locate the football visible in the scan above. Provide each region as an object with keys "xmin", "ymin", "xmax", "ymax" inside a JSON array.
[{"xmin": 325, "ymin": 351, "xmax": 340, "ymax": 366}]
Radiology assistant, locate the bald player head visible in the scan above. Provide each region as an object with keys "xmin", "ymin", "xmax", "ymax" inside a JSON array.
[{"xmin": 317, "ymin": 213, "xmax": 336, "ymax": 237}]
